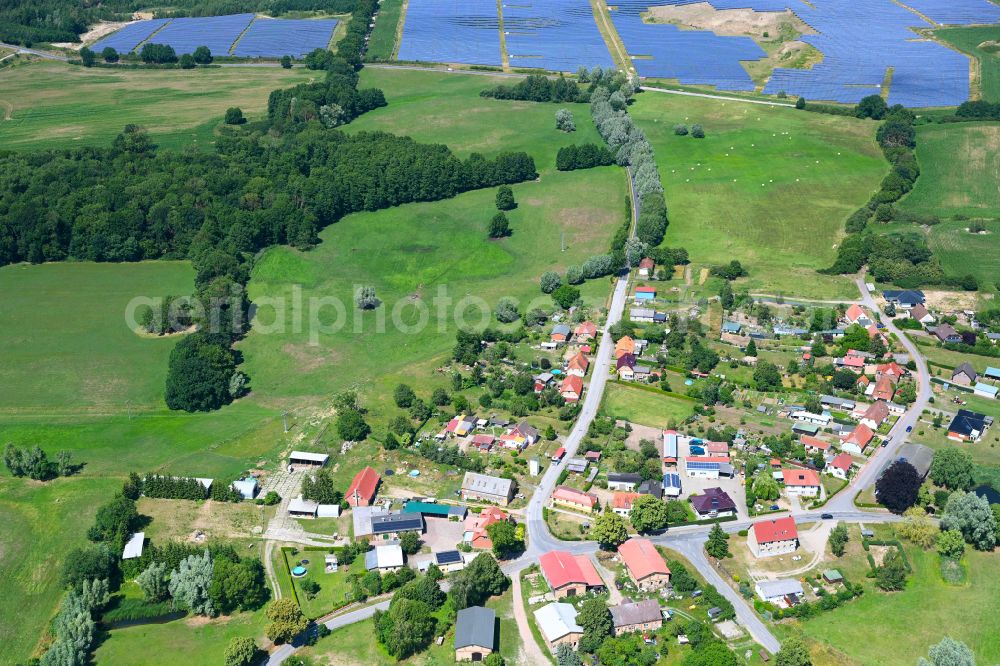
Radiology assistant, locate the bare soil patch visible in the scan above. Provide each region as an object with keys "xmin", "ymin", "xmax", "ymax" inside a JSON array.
[{"xmin": 645, "ymin": 2, "xmax": 816, "ymax": 39}]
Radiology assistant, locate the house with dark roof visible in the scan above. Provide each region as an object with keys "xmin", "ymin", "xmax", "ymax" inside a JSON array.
[
  {"xmin": 860, "ymin": 401, "xmax": 890, "ymax": 429},
  {"xmin": 690, "ymin": 487, "xmax": 736, "ymax": 518},
  {"xmin": 947, "ymin": 409, "xmax": 991, "ymax": 442},
  {"xmin": 610, "ymin": 598, "xmax": 663, "ymax": 635},
  {"xmin": 932, "ymin": 324, "xmax": 962, "ymax": 344},
  {"xmin": 370, "ymin": 511, "xmax": 424, "ymax": 538},
  {"xmin": 882, "ymin": 289, "xmax": 924, "ymax": 309},
  {"xmin": 461, "ymin": 472, "xmax": 515, "ymax": 506},
  {"xmin": 454, "ymin": 606, "xmax": 497, "ymax": 661},
  {"xmin": 951, "ymin": 362, "xmax": 978, "ymax": 387},
  {"xmin": 909, "ymin": 304, "xmax": 935, "ymax": 324},
  {"xmin": 894, "ymin": 443, "xmax": 934, "ymax": 479},
  {"xmin": 550, "ymin": 324, "xmax": 572, "ymax": 344}
]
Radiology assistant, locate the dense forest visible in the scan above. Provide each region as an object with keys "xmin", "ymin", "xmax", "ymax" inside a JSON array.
[
  {"xmin": 0, "ymin": 0, "xmax": 357, "ymax": 45},
  {"xmin": 0, "ymin": 0, "xmax": 537, "ymax": 413}
]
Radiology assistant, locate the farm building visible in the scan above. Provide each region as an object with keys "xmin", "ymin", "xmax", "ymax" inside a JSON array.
[
  {"xmin": 231, "ymin": 477, "xmax": 258, "ymax": 500},
  {"xmin": 461, "ymin": 472, "xmax": 514, "ymax": 506},
  {"xmin": 755, "ymin": 579, "xmax": 804, "ymax": 606},
  {"xmin": 454, "ymin": 606, "xmax": 497, "ymax": 662},
  {"xmin": 370, "ymin": 511, "xmax": 424, "ymax": 538},
  {"xmin": 534, "ymin": 603, "xmax": 583, "ymax": 649},
  {"xmin": 610, "ymin": 599, "xmax": 663, "ymax": 636},
  {"xmin": 607, "ymin": 472, "xmax": 642, "ymax": 491},
  {"xmin": 539, "ymin": 551, "xmax": 604, "ymax": 598},
  {"xmin": 287, "ymin": 497, "xmax": 319, "ymax": 518},
  {"xmin": 345, "ymin": 466, "xmax": 381, "ymax": 507},
  {"xmin": 618, "ymin": 538, "xmax": 671, "ymax": 591},
  {"xmin": 365, "ymin": 544, "xmax": 404, "ymax": 572},
  {"xmin": 748, "ymin": 517, "xmax": 798, "ymax": 558},
  {"xmin": 289, "ymin": 451, "xmax": 329, "ymax": 467}
]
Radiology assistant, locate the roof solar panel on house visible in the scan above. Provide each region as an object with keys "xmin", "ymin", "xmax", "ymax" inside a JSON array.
[
  {"xmin": 435, "ymin": 550, "xmax": 463, "ymax": 565},
  {"xmin": 687, "ymin": 461, "xmax": 720, "ymax": 471}
]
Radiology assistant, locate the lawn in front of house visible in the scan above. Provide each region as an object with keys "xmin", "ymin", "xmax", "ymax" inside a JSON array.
[{"xmin": 600, "ymin": 381, "xmax": 697, "ymax": 428}]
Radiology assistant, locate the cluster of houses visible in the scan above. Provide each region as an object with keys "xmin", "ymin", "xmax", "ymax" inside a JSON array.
[
  {"xmin": 438, "ymin": 415, "xmax": 542, "ymax": 454},
  {"xmin": 542, "ymin": 320, "xmax": 598, "ymax": 401},
  {"xmin": 615, "ymin": 335, "xmax": 658, "ymax": 382}
]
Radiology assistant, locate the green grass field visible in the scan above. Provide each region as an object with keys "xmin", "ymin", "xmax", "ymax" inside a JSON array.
[
  {"xmin": 927, "ymin": 219, "xmax": 1000, "ymax": 288},
  {"xmin": 599, "ymin": 381, "xmax": 696, "ymax": 427},
  {"xmin": 629, "ymin": 92, "xmax": 887, "ymax": 299},
  {"xmin": 797, "ymin": 546, "xmax": 1000, "ymax": 664},
  {"xmin": 901, "ymin": 122, "xmax": 1000, "ymax": 220},
  {"xmin": 366, "ymin": 0, "xmax": 405, "ymax": 60},
  {"xmin": 932, "ymin": 25, "xmax": 1000, "ymax": 102},
  {"xmin": 0, "ymin": 61, "xmax": 319, "ymax": 151},
  {"xmin": 0, "ymin": 261, "xmax": 194, "ymax": 413}
]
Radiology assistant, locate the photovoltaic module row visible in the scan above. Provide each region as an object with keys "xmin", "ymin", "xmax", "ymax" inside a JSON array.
[
  {"xmin": 397, "ymin": 0, "xmax": 502, "ymax": 66},
  {"xmin": 503, "ymin": 0, "xmax": 614, "ymax": 72},
  {"xmin": 92, "ymin": 14, "xmax": 336, "ymax": 57}
]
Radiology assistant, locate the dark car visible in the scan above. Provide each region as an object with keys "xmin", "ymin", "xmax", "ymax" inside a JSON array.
[
  {"xmin": 906, "ymin": 425, "xmax": 913, "ymax": 432},
  {"xmin": 821, "ymin": 513, "xmax": 833, "ymax": 520}
]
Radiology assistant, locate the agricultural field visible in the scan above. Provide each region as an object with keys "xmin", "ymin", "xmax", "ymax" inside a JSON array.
[
  {"xmin": 599, "ymin": 381, "xmax": 697, "ymax": 428},
  {"xmin": 795, "ymin": 543, "xmax": 1000, "ymax": 664},
  {"xmin": 900, "ymin": 122, "xmax": 1000, "ymax": 220},
  {"xmin": 629, "ymin": 91, "xmax": 887, "ymax": 299},
  {"xmin": 0, "ymin": 61, "xmax": 318, "ymax": 151},
  {"xmin": 0, "ymin": 261, "xmax": 194, "ymax": 412},
  {"xmin": 932, "ymin": 25, "xmax": 1000, "ymax": 102}
]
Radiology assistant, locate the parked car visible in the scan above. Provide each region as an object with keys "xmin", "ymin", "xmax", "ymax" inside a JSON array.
[
  {"xmin": 906, "ymin": 425, "xmax": 913, "ymax": 432},
  {"xmin": 821, "ymin": 513, "xmax": 833, "ymax": 520}
]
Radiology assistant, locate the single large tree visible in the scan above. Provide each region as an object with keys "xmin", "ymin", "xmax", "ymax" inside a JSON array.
[
  {"xmin": 775, "ymin": 637, "xmax": 812, "ymax": 666},
  {"xmin": 875, "ymin": 460, "xmax": 921, "ymax": 514},
  {"xmin": 918, "ymin": 637, "xmax": 976, "ymax": 666},
  {"xmin": 486, "ymin": 520, "xmax": 523, "ymax": 559},
  {"xmin": 897, "ymin": 507, "xmax": 937, "ymax": 549},
  {"xmin": 224, "ymin": 637, "xmax": 259, "ymax": 666},
  {"xmin": 930, "ymin": 448, "xmax": 975, "ymax": 491},
  {"xmin": 136, "ymin": 561, "xmax": 169, "ymax": 601},
  {"xmin": 941, "ymin": 491, "xmax": 997, "ymax": 551},
  {"xmin": 170, "ymin": 551, "xmax": 216, "ymax": 616},
  {"xmin": 591, "ymin": 509, "xmax": 629, "ymax": 549},
  {"xmin": 488, "ymin": 212, "xmax": 510, "ymax": 238},
  {"xmin": 265, "ymin": 599, "xmax": 308, "ymax": 644},
  {"xmin": 706, "ymin": 523, "xmax": 730, "ymax": 559},
  {"xmin": 577, "ymin": 597, "xmax": 613, "ymax": 653},
  {"xmin": 628, "ymin": 495, "xmax": 670, "ymax": 533}
]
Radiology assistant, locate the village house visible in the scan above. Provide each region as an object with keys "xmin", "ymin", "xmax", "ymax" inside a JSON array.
[
  {"xmin": 801, "ymin": 435, "xmax": 831, "ymax": 454},
  {"xmin": 513, "ymin": 421, "xmax": 540, "ymax": 445},
  {"xmin": 932, "ymin": 324, "xmax": 962, "ymax": 344},
  {"xmin": 550, "ymin": 324, "xmax": 572, "ymax": 345},
  {"xmin": 748, "ymin": 516, "xmax": 799, "ymax": 558},
  {"xmin": 534, "ymin": 603, "xmax": 583, "ymax": 650},
  {"xmin": 755, "ymin": 579, "xmax": 804, "ymax": 607},
  {"xmin": 947, "ymin": 409, "xmax": 991, "ymax": 442},
  {"xmin": 567, "ymin": 351, "xmax": 590, "ymax": 378},
  {"xmin": 634, "ymin": 286, "xmax": 656, "ymax": 302},
  {"xmin": 533, "ymin": 372, "xmax": 554, "ymax": 393},
  {"xmin": 463, "ymin": 506, "xmax": 510, "ymax": 550},
  {"xmin": 820, "ymin": 395, "xmax": 855, "ymax": 411},
  {"xmin": 662, "ymin": 472, "xmax": 682, "ymax": 498},
  {"xmin": 841, "ymin": 423, "xmax": 874, "ymax": 455},
  {"xmin": 345, "ymin": 467, "xmax": 382, "ymax": 507},
  {"xmin": 370, "ymin": 511, "xmax": 424, "ymax": 539},
  {"xmin": 574, "ymin": 321, "xmax": 597, "ymax": 342},
  {"xmin": 607, "ymin": 472, "xmax": 643, "ymax": 491},
  {"xmin": 883, "ymin": 289, "xmax": 925, "ymax": 310},
  {"xmin": 616, "ymin": 353, "xmax": 637, "ymax": 380},
  {"xmin": 909, "ymin": 304, "xmax": 935, "ymax": 325},
  {"xmin": 560, "ymin": 374, "xmax": 584, "ymax": 402},
  {"xmin": 539, "ymin": 551, "xmax": 605, "ymax": 598},
  {"xmin": 705, "ymin": 441, "xmax": 729, "ymax": 457},
  {"xmin": 629, "ymin": 307, "xmax": 655, "ymax": 323},
  {"xmin": 454, "ymin": 606, "xmax": 497, "ymax": 662},
  {"xmin": 612, "ymin": 492, "xmax": 643, "ymax": 518},
  {"xmin": 610, "ymin": 599, "xmax": 663, "ymax": 636},
  {"xmin": 845, "ymin": 304, "xmax": 873, "ymax": 327},
  {"xmin": 827, "ymin": 452, "xmax": 854, "ymax": 480},
  {"xmin": 566, "ymin": 457, "xmax": 588, "ymax": 474},
  {"xmin": 471, "ymin": 433, "xmax": 496, "ymax": 452},
  {"xmin": 782, "ymin": 468, "xmax": 821, "ymax": 497},
  {"xmin": 365, "ymin": 544, "xmax": 405, "ymax": 572},
  {"xmin": 618, "ymin": 538, "xmax": 671, "ymax": 590},
  {"xmin": 461, "ymin": 472, "xmax": 515, "ymax": 506},
  {"xmin": 870, "ymin": 375, "xmax": 897, "ymax": 402},
  {"xmin": 690, "ymin": 487, "xmax": 737, "ymax": 518},
  {"xmin": 638, "ymin": 257, "xmax": 655, "ymax": 277},
  {"xmin": 792, "ymin": 411, "xmax": 832, "ymax": 427},
  {"xmin": 860, "ymin": 401, "xmax": 890, "ymax": 430},
  {"xmin": 876, "ymin": 361, "xmax": 906, "ymax": 381},
  {"xmin": 952, "ymin": 362, "xmax": 978, "ymax": 386},
  {"xmin": 551, "ymin": 485, "xmax": 598, "ymax": 513},
  {"xmin": 684, "ymin": 456, "xmax": 732, "ymax": 479},
  {"xmin": 614, "ymin": 336, "xmax": 635, "ymax": 359}
]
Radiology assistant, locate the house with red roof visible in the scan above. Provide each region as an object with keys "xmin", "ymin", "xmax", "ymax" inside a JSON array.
[
  {"xmin": 539, "ymin": 551, "xmax": 605, "ymax": 598},
  {"xmin": 841, "ymin": 423, "xmax": 874, "ymax": 455},
  {"xmin": 638, "ymin": 257, "xmax": 655, "ymax": 277},
  {"xmin": 560, "ymin": 374, "xmax": 584, "ymax": 402},
  {"xmin": 346, "ymin": 466, "xmax": 380, "ymax": 507},
  {"xmin": 471, "ymin": 433, "xmax": 495, "ymax": 451},
  {"xmin": 618, "ymin": 538, "xmax": 671, "ymax": 590},
  {"xmin": 463, "ymin": 506, "xmax": 509, "ymax": 550},
  {"xmin": 781, "ymin": 468, "xmax": 821, "ymax": 497},
  {"xmin": 614, "ymin": 336, "xmax": 635, "ymax": 359},
  {"xmin": 705, "ymin": 442, "xmax": 730, "ymax": 457},
  {"xmin": 877, "ymin": 362, "xmax": 906, "ymax": 381},
  {"xmin": 841, "ymin": 354, "xmax": 866, "ymax": 372},
  {"xmin": 871, "ymin": 375, "xmax": 896, "ymax": 402},
  {"xmin": 860, "ymin": 401, "xmax": 890, "ymax": 430},
  {"xmin": 550, "ymin": 485, "xmax": 598, "ymax": 513},
  {"xmin": 567, "ymin": 351, "xmax": 590, "ymax": 378},
  {"xmin": 611, "ymin": 492, "xmax": 643, "ymax": 518},
  {"xmin": 801, "ymin": 435, "xmax": 831, "ymax": 453},
  {"xmin": 845, "ymin": 304, "xmax": 872, "ymax": 326},
  {"xmin": 748, "ymin": 516, "xmax": 799, "ymax": 558},
  {"xmin": 827, "ymin": 453, "xmax": 854, "ymax": 480},
  {"xmin": 574, "ymin": 321, "xmax": 598, "ymax": 342}
]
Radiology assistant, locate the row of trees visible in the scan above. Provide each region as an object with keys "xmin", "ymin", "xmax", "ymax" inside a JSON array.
[
  {"xmin": 481, "ymin": 74, "xmax": 588, "ymax": 103},
  {"xmin": 3, "ymin": 443, "xmax": 77, "ymax": 480},
  {"xmin": 555, "ymin": 143, "xmax": 614, "ymax": 171}
]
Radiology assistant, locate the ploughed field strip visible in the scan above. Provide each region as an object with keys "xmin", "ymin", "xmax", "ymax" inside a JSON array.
[
  {"xmin": 92, "ymin": 14, "xmax": 338, "ymax": 57},
  {"xmin": 397, "ymin": 0, "xmax": 503, "ymax": 66},
  {"xmin": 503, "ymin": 0, "xmax": 614, "ymax": 71}
]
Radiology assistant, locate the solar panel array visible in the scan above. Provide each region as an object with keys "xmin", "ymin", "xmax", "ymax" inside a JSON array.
[
  {"xmin": 397, "ymin": 0, "xmax": 503, "ymax": 66},
  {"xmin": 761, "ymin": 0, "xmax": 977, "ymax": 106},
  {"xmin": 233, "ymin": 18, "xmax": 338, "ymax": 57},
  {"xmin": 148, "ymin": 13, "xmax": 256, "ymax": 55},
  {"xmin": 901, "ymin": 0, "xmax": 1000, "ymax": 25},
  {"xmin": 611, "ymin": 0, "xmax": 764, "ymax": 91},
  {"xmin": 91, "ymin": 19, "xmax": 171, "ymax": 53},
  {"xmin": 503, "ymin": 0, "xmax": 613, "ymax": 72}
]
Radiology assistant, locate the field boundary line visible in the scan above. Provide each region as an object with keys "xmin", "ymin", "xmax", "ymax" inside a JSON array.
[
  {"xmin": 496, "ymin": 0, "xmax": 510, "ymax": 72},
  {"xmin": 132, "ymin": 19, "xmax": 172, "ymax": 54},
  {"xmin": 228, "ymin": 15, "xmax": 258, "ymax": 56},
  {"xmin": 639, "ymin": 85, "xmax": 794, "ymax": 107},
  {"xmin": 592, "ymin": 0, "xmax": 632, "ymax": 74},
  {"xmin": 391, "ymin": 0, "xmax": 409, "ymax": 60}
]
